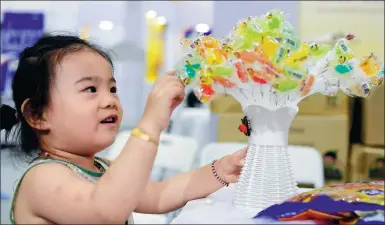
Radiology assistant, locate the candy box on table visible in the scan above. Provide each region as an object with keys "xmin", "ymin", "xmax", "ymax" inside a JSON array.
[
  {"xmin": 350, "ymin": 145, "xmax": 385, "ymax": 182},
  {"xmin": 255, "ymin": 181, "xmax": 385, "ymax": 224}
]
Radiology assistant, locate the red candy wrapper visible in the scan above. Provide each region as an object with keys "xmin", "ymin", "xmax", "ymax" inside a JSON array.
[{"xmin": 255, "ymin": 181, "xmax": 384, "ymax": 224}]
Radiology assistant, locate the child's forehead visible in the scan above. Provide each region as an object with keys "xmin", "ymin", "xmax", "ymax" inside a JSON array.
[{"xmin": 55, "ymin": 50, "xmax": 113, "ymax": 81}]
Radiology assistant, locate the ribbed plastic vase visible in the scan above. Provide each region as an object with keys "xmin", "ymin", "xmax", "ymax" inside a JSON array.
[{"xmin": 234, "ymin": 105, "xmax": 299, "ymax": 212}]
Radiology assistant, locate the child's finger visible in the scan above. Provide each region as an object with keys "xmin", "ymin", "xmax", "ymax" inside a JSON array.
[
  {"xmin": 223, "ymin": 147, "xmax": 248, "ymax": 172},
  {"xmin": 235, "ymin": 148, "xmax": 247, "ymax": 166},
  {"xmin": 241, "ymin": 147, "xmax": 248, "ymax": 158},
  {"xmin": 231, "ymin": 152, "xmax": 246, "ymax": 167},
  {"xmin": 238, "ymin": 159, "xmax": 245, "ymax": 166},
  {"xmin": 166, "ymin": 70, "xmax": 176, "ymax": 76},
  {"xmin": 233, "ymin": 147, "xmax": 247, "ymax": 158}
]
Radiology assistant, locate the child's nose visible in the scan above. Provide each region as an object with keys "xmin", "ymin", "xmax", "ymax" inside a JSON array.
[{"xmin": 101, "ymin": 94, "xmax": 117, "ymax": 109}]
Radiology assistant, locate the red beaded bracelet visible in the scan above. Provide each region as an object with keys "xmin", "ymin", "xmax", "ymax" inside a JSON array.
[{"xmin": 211, "ymin": 160, "xmax": 229, "ymax": 187}]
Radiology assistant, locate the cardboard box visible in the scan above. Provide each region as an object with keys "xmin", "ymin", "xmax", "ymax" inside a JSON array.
[
  {"xmin": 298, "ymin": 1, "xmax": 384, "ymax": 117},
  {"xmin": 299, "ymin": 2, "xmax": 384, "ymax": 62},
  {"xmin": 215, "ymin": 112, "xmax": 248, "ymax": 142},
  {"xmin": 362, "ymin": 85, "xmax": 384, "ymax": 146},
  {"xmin": 289, "ymin": 115, "xmax": 350, "ymax": 183},
  {"xmin": 350, "ymin": 145, "xmax": 385, "ymax": 182},
  {"xmin": 210, "ymin": 92, "xmax": 351, "ymax": 115},
  {"xmin": 214, "ymin": 113, "xmax": 350, "ymax": 183},
  {"xmin": 298, "ymin": 92, "xmax": 351, "ymax": 115},
  {"xmin": 209, "ymin": 95, "xmax": 242, "ymax": 114}
]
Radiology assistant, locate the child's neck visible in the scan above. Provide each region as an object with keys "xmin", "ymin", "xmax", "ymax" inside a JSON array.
[{"xmin": 40, "ymin": 147, "xmax": 99, "ymax": 173}]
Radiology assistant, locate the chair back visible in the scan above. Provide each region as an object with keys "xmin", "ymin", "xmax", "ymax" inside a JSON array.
[{"xmin": 106, "ymin": 131, "xmax": 198, "ymax": 172}]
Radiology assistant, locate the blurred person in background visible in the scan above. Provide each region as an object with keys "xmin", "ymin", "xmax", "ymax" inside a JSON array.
[
  {"xmin": 369, "ymin": 158, "xmax": 385, "ymax": 180},
  {"xmin": 323, "ymin": 151, "xmax": 342, "ymax": 181}
]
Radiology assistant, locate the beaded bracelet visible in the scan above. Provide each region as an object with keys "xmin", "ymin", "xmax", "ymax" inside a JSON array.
[{"xmin": 211, "ymin": 160, "xmax": 229, "ymax": 187}]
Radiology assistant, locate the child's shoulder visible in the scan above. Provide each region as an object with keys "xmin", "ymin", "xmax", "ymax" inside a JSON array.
[
  {"xmin": 12, "ymin": 160, "xmax": 98, "ymax": 224},
  {"xmin": 17, "ymin": 158, "xmax": 97, "ymax": 198},
  {"xmin": 21, "ymin": 161, "xmax": 86, "ymax": 192}
]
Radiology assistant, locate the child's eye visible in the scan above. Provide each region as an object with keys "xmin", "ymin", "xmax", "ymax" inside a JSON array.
[
  {"xmin": 110, "ymin": 87, "xmax": 117, "ymax": 93},
  {"xmin": 84, "ymin": 86, "xmax": 97, "ymax": 93}
]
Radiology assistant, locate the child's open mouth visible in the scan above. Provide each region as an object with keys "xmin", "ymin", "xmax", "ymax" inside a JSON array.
[{"xmin": 101, "ymin": 114, "xmax": 118, "ymax": 124}]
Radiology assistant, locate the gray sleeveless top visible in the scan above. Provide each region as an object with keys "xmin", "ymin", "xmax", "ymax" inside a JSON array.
[{"xmin": 10, "ymin": 157, "xmax": 134, "ymax": 224}]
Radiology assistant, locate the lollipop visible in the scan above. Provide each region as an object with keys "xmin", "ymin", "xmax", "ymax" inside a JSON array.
[{"xmin": 175, "ymin": 9, "xmax": 384, "ymax": 212}]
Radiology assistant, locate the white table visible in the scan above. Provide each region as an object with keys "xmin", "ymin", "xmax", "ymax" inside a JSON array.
[{"xmin": 172, "ymin": 184, "xmax": 313, "ymax": 224}]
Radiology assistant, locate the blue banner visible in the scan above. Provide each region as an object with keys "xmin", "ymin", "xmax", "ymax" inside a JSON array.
[{"xmin": 1, "ymin": 12, "xmax": 44, "ymax": 93}]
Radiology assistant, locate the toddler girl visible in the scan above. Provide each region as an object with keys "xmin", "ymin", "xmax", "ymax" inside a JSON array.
[{"xmin": 1, "ymin": 34, "xmax": 246, "ymax": 224}]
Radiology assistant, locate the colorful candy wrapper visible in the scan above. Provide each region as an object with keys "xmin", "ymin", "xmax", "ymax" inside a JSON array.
[
  {"xmin": 175, "ymin": 9, "xmax": 383, "ymax": 110},
  {"xmin": 255, "ymin": 181, "xmax": 385, "ymax": 224}
]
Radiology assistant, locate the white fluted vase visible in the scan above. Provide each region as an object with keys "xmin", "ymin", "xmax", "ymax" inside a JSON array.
[{"xmin": 234, "ymin": 105, "xmax": 299, "ymax": 212}]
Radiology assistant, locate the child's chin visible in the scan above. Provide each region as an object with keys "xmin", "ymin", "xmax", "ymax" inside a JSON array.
[
  {"xmin": 89, "ymin": 133, "xmax": 118, "ymax": 151},
  {"xmin": 98, "ymin": 136, "xmax": 117, "ymax": 149}
]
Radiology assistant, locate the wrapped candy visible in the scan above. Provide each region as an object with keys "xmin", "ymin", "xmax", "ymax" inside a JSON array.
[
  {"xmin": 176, "ymin": 11, "xmax": 383, "ymax": 101},
  {"xmin": 255, "ymin": 181, "xmax": 385, "ymax": 224}
]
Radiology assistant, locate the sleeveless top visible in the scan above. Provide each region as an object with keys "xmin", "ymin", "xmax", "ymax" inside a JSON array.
[{"xmin": 9, "ymin": 157, "xmax": 135, "ymax": 224}]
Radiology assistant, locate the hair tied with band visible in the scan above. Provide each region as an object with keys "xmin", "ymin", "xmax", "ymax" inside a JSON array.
[{"xmin": 1, "ymin": 104, "xmax": 19, "ymax": 131}]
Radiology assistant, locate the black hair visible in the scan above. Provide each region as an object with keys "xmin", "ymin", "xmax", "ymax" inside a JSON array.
[
  {"xmin": 1, "ymin": 34, "xmax": 114, "ymax": 161},
  {"xmin": 324, "ymin": 151, "xmax": 337, "ymax": 160}
]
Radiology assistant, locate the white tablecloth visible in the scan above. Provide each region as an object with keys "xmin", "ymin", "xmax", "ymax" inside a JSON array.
[{"xmin": 172, "ymin": 184, "xmax": 313, "ymax": 224}]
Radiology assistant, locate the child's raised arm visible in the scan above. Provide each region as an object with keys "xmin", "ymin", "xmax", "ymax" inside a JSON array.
[{"xmin": 19, "ymin": 73, "xmax": 185, "ymax": 224}]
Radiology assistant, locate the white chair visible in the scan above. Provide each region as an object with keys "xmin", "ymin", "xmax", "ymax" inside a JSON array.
[
  {"xmin": 171, "ymin": 108, "xmax": 211, "ymax": 138},
  {"xmin": 170, "ymin": 108, "xmax": 212, "ymax": 167},
  {"xmin": 103, "ymin": 129, "xmax": 131, "ymax": 160},
  {"xmin": 199, "ymin": 143, "xmax": 324, "ymax": 188},
  {"xmin": 106, "ymin": 129, "xmax": 198, "ymax": 181},
  {"xmin": 106, "ymin": 130, "xmax": 198, "ymax": 224},
  {"xmin": 107, "ymin": 131, "xmax": 198, "ymax": 172},
  {"xmin": 199, "ymin": 142, "xmax": 247, "ymax": 167},
  {"xmin": 288, "ymin": 145, "xmax": 324, "ymax": 188}
]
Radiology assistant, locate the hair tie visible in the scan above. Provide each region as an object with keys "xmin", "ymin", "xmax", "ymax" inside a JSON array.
[{"xmin": 0, "ymin": 104, "xmax": 19, "ymax": 131}]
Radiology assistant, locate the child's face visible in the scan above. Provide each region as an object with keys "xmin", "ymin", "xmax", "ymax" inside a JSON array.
[
  {"xmin": 323, "ymin": 155, "xmax": 335, "ymax": 165},
  {"xmin": 42, "ymin": 49, "xmax": 123, "ymax": 155}
]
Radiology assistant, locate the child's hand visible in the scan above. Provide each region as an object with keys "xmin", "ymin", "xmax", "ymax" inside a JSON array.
[
  {"xmin": 139, "ymin": 71, "xmax": 185, "ymax": 134},
  {"xmin": 216, "ymin": 147, "xmax": 248, "ymax": 184}
]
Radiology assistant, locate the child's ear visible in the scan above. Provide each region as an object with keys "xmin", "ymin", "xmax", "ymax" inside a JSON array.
[{"xmin": 21, "ymin": 99, "xmax": 51, "ymax": 131}]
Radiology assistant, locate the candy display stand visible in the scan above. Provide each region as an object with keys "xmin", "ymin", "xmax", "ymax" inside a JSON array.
[{"xmin": 176, "ymin": 10, "xmax": 384, "ymax": 214}]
